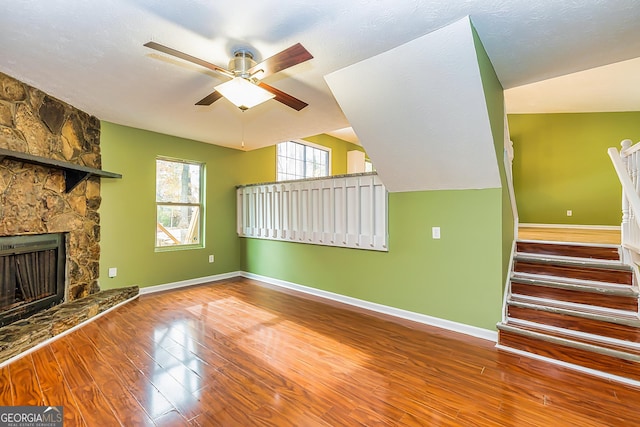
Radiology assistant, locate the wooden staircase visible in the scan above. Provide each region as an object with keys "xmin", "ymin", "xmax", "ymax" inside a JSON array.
[{"xmin": 497, "ymin": 240, "xmax": 640, "ymax": 384}]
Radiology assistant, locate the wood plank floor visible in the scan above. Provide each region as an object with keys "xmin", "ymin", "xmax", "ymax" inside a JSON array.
[
  {"xmin": 518, "ymin": 226, "xmax": 621, "ymax": 245},
  {"xmin": 2, "ymin": 277, "xmax": 640, "ymax": 426}
]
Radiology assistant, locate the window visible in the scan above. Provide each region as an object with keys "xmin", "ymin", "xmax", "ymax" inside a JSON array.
[
  {"xmin": 155, "ymin": 157, "xmax": 204, "ymax": 249},
  {"xmin": 277, "ymin": 140, "xmax": 330, "ymax": 181},
  {"xmin": 365, "ymin": 159, "xmax": 374, "ymax": 172}
]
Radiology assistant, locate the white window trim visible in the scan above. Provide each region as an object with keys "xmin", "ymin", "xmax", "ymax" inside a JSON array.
[{"xmin": 155, "ymin": 156, "xmax": 205, "ymax": 252}]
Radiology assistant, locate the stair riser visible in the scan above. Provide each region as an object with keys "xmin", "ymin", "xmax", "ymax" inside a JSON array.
[
  {"xmin": 507, "ymin": 305, "xmax": 640, "ymax": 343},
  {"xmin": 517, "ymin": 242, "xmax": 620, "ymax": 261},
  {"xmin": 514, "ymin": 261, "xmax": 633, "ymax": 285},
  {"xmin": 510, "ymin": 282, "xmax": 638, "ymax": 311},
  {"xmin": 499, "ymin": 329, "xmax": 640, "ymax": 382}
]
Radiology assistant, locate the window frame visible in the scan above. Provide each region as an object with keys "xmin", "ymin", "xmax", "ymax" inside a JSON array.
[
  {"xmin": 276, "ymin": 140, "xmax": 331, "ymax": 181},
  {"xmin": 155, "ymin": 156, "xmax": 205, "ymax": 252}
]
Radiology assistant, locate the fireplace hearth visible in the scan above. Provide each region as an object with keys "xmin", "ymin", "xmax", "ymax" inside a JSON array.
[{"xmin": 0, "ymin": 233, "xmax": 65, "ymax": 327}]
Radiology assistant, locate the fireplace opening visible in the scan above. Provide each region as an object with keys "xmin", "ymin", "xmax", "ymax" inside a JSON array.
[{"xmin": 0, "ymin": 233, "xmax": 66, "ymax": 327}]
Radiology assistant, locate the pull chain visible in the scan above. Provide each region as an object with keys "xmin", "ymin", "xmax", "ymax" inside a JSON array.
[{"xmin": 241, "ymin": 110, "xmax": 245, "ymax": 149}]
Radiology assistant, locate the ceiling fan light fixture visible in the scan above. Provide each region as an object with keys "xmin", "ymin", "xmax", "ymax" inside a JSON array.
[{"xmin": 215, "ymin": 77, "xmax": 274, "ymax": 110}]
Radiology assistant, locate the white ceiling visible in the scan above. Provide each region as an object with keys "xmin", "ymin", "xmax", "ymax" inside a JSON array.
[
  {"xmin": 505, "ymin": 56, "xmax": 640, "ymax": 114},
  {"xmin": 1, "ymin": 1, "xmax": 640, "ymax": 151}
]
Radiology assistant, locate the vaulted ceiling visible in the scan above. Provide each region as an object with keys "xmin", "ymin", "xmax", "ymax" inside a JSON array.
[{"xmin": 1, "ymin": 1, "xmax": 639, "ymax": 151}]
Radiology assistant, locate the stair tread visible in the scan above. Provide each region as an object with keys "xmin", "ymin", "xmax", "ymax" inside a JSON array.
[
  {"xmin": 513, "ymin": 261, "xmax": 633, "ymax": 286},
  {"xmin": 498, "ymin": 326, "xmax": 640, "ymax": 382},
  {"xmin": 514, "ymin": 253, "xmax": 629, "ymax": 269},
  {"xmin": 508, "ymin": 296, "xmax": 639, "ymax": 322},
  {"xmin": 510, "ymin": 280, "xmax": 638, "ymax": 311},
  {"xmin": 517, "ymin": 239, "xmax": 620, "ymax": 249},
  {"xmin": 499, "ymin": 319, "xmax": 640, "ymax": 357},
  {"xmin": 510, "ymin": 275, "xmax": 637, "ymax": 295},
  {"xmin": 504, "ymin": 240, "xmax": 639, "ymax": 383},
  {"xmin": 506, "ymin": 302, "xmax": 640, "ymax": 343},
  {"xmin": 516, "ymin": 240, "xmax": 621, "ymax": 261},
  {"xmin": 512, "ymin": 271, "xmax": 632, "ymax": 288}
]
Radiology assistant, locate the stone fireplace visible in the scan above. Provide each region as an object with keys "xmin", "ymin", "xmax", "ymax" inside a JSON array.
[
  {"xmin": 0, "ymin": 72, "xmax": 104, "ymax": 320},
  {"xmin": 0, "ymin": 72, "xmax": 137, "ymax": 364}
]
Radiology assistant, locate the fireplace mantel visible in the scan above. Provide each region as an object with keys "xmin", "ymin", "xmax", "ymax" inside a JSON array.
[{"xmin": 0, "ymin": 147, "xmax": 121, "ymax": 192}]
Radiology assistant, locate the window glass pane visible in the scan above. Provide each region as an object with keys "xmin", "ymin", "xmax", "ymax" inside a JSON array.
[
  {"xmin": 276, "ymin": 141, "xmax": 329, "ymax": 181},
  {"xmin": 321, "ymin": 151, "xmax": 328, "ymax": 166},
  {"xmin": 156, "ymin": 159, "xmax": 201, "ymax": 203},
  {"xmin": 156, "ymin": 205, "xmax": 200, "ymax": 247},
  {"xmin": 295, "ymin": 159, "xmax": 304, "ymax": 177},
  {"xmin": 365, "ymin": 160, "xmax": 373, "ymax": 172},
  {"xmin": 156, "ymin": 158, "xmax": 203, "ymax": 249},
  {"xmin": 286, "ymin": 157, "xmax": 295, "ymax": 175}
]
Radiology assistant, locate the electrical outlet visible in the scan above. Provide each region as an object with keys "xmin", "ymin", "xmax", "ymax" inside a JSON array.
[
  {"xmin": 108, "ymin": 267, "xmax": 117, "ymax": 278},
  {"xmin": 432, "ymin": 227, "xmax": 441, "ymax": 239},
  {"xmin": 567, "ymin": 210, "xmax": 573, "ymax": 217},
  {"xmin": 208, "ymin": 255, "xmax": 215, "ymax": 263}
]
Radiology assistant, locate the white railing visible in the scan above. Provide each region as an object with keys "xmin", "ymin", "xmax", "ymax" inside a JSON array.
[
  {"xmin": 237, "ymin": 173, "xmax": 388, "ymax": 251},
  {"xmin": 608, "ymin": 139, "xmax": 640, "ymax": 256},
  {"xmin": 501, "ymin": 113, "xmax": 519, "ymax": 324},
  {"xmin": 504, "ymin": 116, "xmax": 519, "ymax": 238}
]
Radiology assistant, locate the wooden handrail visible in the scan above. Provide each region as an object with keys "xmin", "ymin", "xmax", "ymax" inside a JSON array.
[{"xmin": 621, "ymin": 139, "xmax": 640, "ymax": 157}]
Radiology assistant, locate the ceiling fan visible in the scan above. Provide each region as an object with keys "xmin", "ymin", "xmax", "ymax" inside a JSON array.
[{"xmin": 144, "ymin": 41, "xmax": 313, "ymax": 111}]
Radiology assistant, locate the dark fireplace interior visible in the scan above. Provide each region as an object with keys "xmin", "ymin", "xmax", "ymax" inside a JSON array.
[{"xmin": 0, "ymin": 233, "xmax": 65, "ymax": 327}]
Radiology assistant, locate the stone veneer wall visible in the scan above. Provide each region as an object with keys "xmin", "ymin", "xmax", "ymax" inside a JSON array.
[{"xmin": 0, "ymin": 72, "xmax": 103, "ymax": 300}]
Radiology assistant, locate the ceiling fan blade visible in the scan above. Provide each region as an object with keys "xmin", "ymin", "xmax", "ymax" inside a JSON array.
[
  {"xmin": 258, "ymin": 82, "xmax": 308, "ymax": 111},
  {"xmin": 144, "ymin": 41, "xmax": 233, "ymax": 78},
  {"xmin": 248, "ymin": 43, "xmax": 313, "ymax": 80},
  {"xmin": 195, "ymin": 91, "xmax": 223, "ymax": 106}
]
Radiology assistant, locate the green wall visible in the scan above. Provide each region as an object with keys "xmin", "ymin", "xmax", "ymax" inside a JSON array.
[
  {"xmin": 99, "ymin": 119, "xmax": 505, "ymax": 330},
  {"xmin": 241, "ymin": 188, "xmax": 504, "ymax": 330},
  {"xmin": 508, "ymin": 112, "xmax": 640, "ymax": 226},
  {"xmin": 472, "ymin": 22, "xmax": 513, "ymax": 289},
  {"xmin": 99, "ymin": 122, "xmax": 245, "ymax": 289},
  {"xmin": 303, "ymin": 134, "xmax": 366, "ymax": 175},
  {"xmin": 239, "ymin": 27, "xmax": 508, "ymax": 330},
  {"xmin": 99, "ymin": 125, "xmax": 367, "ymax": 290},
  {"xmin": 235, "ymin": 134, "xmax": 364, "ymax": 185}
]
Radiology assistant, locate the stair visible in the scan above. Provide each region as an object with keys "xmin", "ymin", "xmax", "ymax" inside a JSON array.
[{"xmin": 498, "ymin": 240, "xmax": 640, "ymax": 384}]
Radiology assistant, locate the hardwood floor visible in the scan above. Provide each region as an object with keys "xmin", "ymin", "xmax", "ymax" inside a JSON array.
[
  {"xmin": 518, "ymin": 226, "xmax": 621, "ymax": 245},
  {"xmin": 2, "ymin": 277, "xmax": 640, "ymax": 426}
]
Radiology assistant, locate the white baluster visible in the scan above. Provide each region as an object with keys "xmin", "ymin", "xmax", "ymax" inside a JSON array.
[{"xmin": 621, "ymin": 140, "xmax": 632, "ymax": 246}]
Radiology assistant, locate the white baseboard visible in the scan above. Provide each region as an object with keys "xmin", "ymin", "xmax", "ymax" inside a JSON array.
[
  {"xmin": 134, "ymin": 270, "xmax": 498, "ymax": 342},
  {"xmin": 520, "ymin": 223, "xmax": 620, "ymax": 230},
  {"xmin": 241, "ymin": 272, "xmax": 498, "ymax": 342},
  {"xmin": 0, "ymin": 293, "xmax": 139, "ymax": 368},
  {"xmin": 138, "ymin": 271, "xmax": 242, "ymax": 295}
]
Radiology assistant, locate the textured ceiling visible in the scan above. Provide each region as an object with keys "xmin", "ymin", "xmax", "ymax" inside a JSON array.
[{"xmin": 1, "ymin": 1, "xmax": 640, "ymax": 150}]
